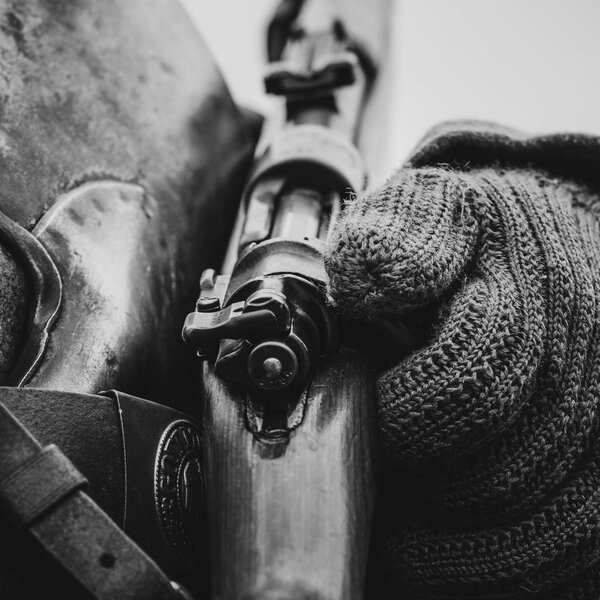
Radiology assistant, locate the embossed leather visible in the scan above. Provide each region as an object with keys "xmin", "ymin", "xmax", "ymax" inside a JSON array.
[
  {"xmin": 0, "ymin": 387, "xmax": 205, "ymax": 599},
  {"xmin": 0, "ymin": 391, "xmax": 188, "ymax": 600}
]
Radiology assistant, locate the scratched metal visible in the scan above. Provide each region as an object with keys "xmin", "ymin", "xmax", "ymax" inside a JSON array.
[
  {"xmin": 27, "ymin": 178, "xmax": 251, "ymax": 407},
  {"xmin": 29, "ymin": 182, "xmax": 171, "ymax": 396},
  {"xmin": 0, "ymin": 0, "xmax": 258, "ymax": 406},
  {"xmin": 0, "ymin": 0, "xmax": 255, "ymax": 231}
]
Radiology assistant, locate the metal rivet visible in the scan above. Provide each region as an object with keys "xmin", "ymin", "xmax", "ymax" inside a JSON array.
[{"xmin": 262, "ymin": 357, "xmax": 283, "ymax": 379}]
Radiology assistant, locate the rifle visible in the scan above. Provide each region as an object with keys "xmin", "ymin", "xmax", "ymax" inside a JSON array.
[{"xmin": 183, "ymin": 1, "xmax": 392, "ymax": 597}]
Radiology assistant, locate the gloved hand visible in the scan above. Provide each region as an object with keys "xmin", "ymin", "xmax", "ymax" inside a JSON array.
[{"xmin": 326, "ymin": 122, "xmax": 600, "ymax": 599}]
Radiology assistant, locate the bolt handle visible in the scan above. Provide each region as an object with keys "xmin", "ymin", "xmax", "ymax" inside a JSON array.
[{"xmin": 182, "ymin": 290, "xmax": 292, "ymax": 362}]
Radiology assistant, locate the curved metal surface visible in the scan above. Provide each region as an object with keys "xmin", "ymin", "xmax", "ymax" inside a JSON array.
[
  {"xmin": 0, "ymin": 210, "xmax": 62, "ymax": 386},
  {"xmin": 0, "ymin": 0, "xmax": 252, "ymax": 230},
  {"xmin": 27, "ymin": 182, "xmax": 188, "ymax": 400},
  {"xmin": 0, "ymin": 0, "xmax": 259, "ymax": 405}
]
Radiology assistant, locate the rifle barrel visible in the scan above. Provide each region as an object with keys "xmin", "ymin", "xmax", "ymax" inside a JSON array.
[{"xmin": 183, "ymin": 1, "xmax": 394, "ymax": 597}]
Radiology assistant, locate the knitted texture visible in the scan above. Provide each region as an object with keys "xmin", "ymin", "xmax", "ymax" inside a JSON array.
[{"xmin": 326, "ymin": 123, "xmax": 600, "ymax": 599}]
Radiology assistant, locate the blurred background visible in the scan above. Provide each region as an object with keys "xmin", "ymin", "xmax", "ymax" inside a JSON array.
[{"xmin": 180, "ymin": 0, "xmax": 600, "ymax": 179}]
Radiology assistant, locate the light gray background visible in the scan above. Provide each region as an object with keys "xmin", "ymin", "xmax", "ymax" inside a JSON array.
[{"xmin": 181, "ymin": 0, "xmax": 600, "ymax": 178}]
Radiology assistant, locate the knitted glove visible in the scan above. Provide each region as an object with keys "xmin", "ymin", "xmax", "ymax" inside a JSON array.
[{"xmin": 326, "ymin": 122, "xmax": 600, "ymax": 599}]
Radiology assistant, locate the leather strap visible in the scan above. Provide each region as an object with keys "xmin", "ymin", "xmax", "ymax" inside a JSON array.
[
  {"xmin": 0, "ymin": 444, "xmax": 87, "ymax": 525},
  {"xmin": 0, "ymin": 398, "xmax": 190, "ymax": 600}
]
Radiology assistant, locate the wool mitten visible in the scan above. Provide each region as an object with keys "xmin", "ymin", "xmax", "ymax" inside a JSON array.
[{"xmin": 326, "ymin": 122, "xmax": 600, "ymax": 599}]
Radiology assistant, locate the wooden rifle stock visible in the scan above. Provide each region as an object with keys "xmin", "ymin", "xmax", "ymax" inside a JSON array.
[
  {"xmin": 202, "ymin": 352, "xmax": 375, "ymax": 599},
  {"xmin": 183, "ymin": 1, "xmax": 392, "ymax": 597}
]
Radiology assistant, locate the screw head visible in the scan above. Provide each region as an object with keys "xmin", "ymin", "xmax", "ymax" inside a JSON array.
[
  {"xmin": 196, "ymin": 297, "xmax": 220, "ymax": 312},
  {"xmin": 262, "ymin": 357, "xmax": 283, "ymax": 379},
  {"xmin": 247, "ymin": 341, "xmax": 298, "ymax": 391}
]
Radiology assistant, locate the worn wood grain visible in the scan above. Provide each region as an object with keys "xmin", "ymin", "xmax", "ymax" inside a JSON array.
[{"xmin": 202, "ymin": 350, "xmax": 376, "ymax": 600}]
